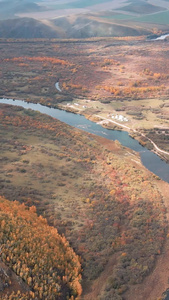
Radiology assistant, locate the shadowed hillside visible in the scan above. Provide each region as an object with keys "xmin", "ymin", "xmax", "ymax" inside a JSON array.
[{"xmin": 0, "ymin": 18, "xmax": 63, "ymax": 39}]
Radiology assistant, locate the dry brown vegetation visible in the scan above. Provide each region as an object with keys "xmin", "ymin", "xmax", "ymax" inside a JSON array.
[
  {"xmin": 0, "ymin": 104, "xmax": 168, "ymax": 299},
  {"xmin": 1, "ymin": 38, "xmax": 169, "ymax": 156},
  {"xmin": 1, "ymin": 38, "xmax": 169, "ymax": 102}
]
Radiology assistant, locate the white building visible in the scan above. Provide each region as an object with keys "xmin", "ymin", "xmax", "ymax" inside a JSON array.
[{"xmin": 112, "ymin": 114, "xmax": 128, "ymax": 122}]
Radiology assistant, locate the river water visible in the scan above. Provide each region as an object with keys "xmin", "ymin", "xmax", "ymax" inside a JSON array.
[
  {"xmin": 0, "ymin": 98, "xmax": 169, "ymax": 183},
  {"xmin": 153, "ymin": 33, "xmax": 169, "ymax": 40},
  {"xmin": 55, "ymin": 82, "xmax": 62, "ymax": 92}
]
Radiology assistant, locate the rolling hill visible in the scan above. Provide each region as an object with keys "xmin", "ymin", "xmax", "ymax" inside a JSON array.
[
  {"xmin": 0, "ymin": 0, "xmax": 44, "ymax": 20},
  {"xmin": 0, "ymin": 0, "xmax": 168, "ymax": 38},
  {"xmin": 0, "ymin": 16, "xmax": 152, "ymax": 39},
  {"xmin": 0, "ymin": 103, "xmax": 167, "ymax": 299},
  {"xmin": 0, "ymin": 18, "xmax": 63, "ymax": 38}
]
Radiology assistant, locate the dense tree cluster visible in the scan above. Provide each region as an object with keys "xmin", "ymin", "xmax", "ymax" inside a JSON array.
[
  {"xmin": 4, "ymin": 57, "xmax": 70, "ymax": 66},
  {"xmin": 0, "ymin": 196, "xmax": 82, "ymax": 300},
  {"xmin": 103, "ymin": 84, "xmax": 163, "ymax": 99}
]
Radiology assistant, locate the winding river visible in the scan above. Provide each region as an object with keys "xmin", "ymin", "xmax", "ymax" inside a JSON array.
[{"xmin": 1, "ymin": 97, "xmax": 169, "ymax": 183}]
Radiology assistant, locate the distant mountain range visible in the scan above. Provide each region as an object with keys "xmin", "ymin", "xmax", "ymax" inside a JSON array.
[
  {"xmin": 0, "ymin": 0, "xmax": 168, "ymax": 38},
  {"xmin": 0, "ymin": 16, "xmax": 151, "ymax": 39}
]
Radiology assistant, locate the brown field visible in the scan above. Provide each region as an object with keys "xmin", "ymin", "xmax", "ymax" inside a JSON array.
[{"xmin": 1, "ymin": 37, "xmax": 169, "ymax": 157}]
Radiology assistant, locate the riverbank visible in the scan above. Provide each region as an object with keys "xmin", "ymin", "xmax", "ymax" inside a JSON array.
[
  {"xmin": 1, "ymin": 95, "xmax": 169, "ymax": 166},
  {"xmin": 58, "ymin": 101, "xmax": 169, "ymax": 162},
  {"xmin": 1, "ymin": 97, "xmax": 169, "ymax": 182}
]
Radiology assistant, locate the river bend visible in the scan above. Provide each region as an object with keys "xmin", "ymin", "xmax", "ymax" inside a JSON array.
[{"xmin": 0, "ymin": 98, "xmax": 169, "ymax": 183}]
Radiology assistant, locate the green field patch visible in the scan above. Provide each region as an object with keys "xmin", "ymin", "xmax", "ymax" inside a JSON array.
[
  {"xmin": 99, "ymin": 13, "xmax": 135, "ymax": 20},
  {"xmin": 45, "ymin": 0, "xmax": 107, "ymax": 10},
  {"xmin": 133, "ymin": 10, "xmax": 169, "ymax": 24},
  {"xmin": 119, "ymin": 2, "xmax": 165, "ymax": 14}
]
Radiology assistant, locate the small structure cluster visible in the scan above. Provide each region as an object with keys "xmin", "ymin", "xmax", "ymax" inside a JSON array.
[{"xmin": 112, "ymin": 114, "xmax": 128, "ymax": 122}]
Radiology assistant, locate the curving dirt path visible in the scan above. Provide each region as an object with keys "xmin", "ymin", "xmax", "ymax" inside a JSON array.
[{"xmin": 82, "ymin": 254, "xmax": 119, "ymax": 300}]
